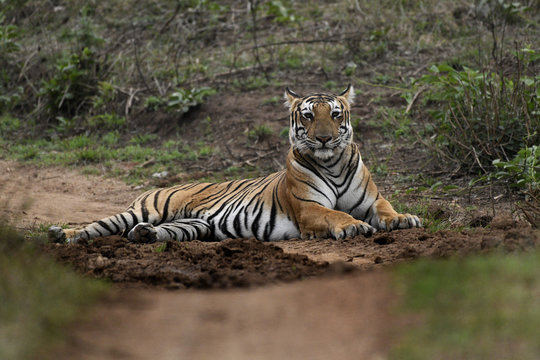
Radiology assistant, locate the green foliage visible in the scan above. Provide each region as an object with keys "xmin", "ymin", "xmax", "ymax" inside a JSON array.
[
  {"xmin": 491, "ymin": 145, "xmax": 539, "ymax": 190},
  {"xmin": 0, "ymin": 13, "xmax": 20, "ymax": 56},
  {"xmin": 248, "ymin": 124, "xmax": 273, "ymax": 142},
  {"xmin": 130, "ymin": 134, "xmax": 158, "ymax": 145},
  {"xmin": 53, "ymin": 116, "xmax": 76, "ymax": 134},
  {"xmin": 265, "ymin": 0, "xmax": 297, "ymax": 23},
  {"xmin": 262, "ymin": 96, "xmax": 281, "ymax": 105},
  {"xmin": 392, "ymin": 251, "xmax": 540, "ymax": 359},
  {"xmin": 92, "ymin": 81, "xmax": 118, "ymax": 111},
  {"xmin": 390, "ymin": 199, "xmax": 453, "ymax": 233},
  {"xmin": 414, "ymin": 48, "xmax": 540, "ymax": 173},
  {"xmin": 166, "ymin": 87, "xmax": 216, "ymax": 113},
  {"xmin": 87, "ymin": 113, "xmax": 126, "ymax": 130},
  {"xmin": 144, "ymin": 95, "xmax": 165, "ymax": 111},
  {"xmin": 279, "ymin": 127, "xmax": 289, "ymax": 139},
  {"xmin": 0, "ymin": 223, "xmax": 107, "ymax": 360},
  {"xmin": 0, "ymin": 113, "xmax": 21, "ymax": 136},
  {"xmin": 39, "ymin": 9, "xmax": 105, "ymax": 119},
  {"xmin": 39, "ymin": 47, "xmax": 100, "ymax": 117}
]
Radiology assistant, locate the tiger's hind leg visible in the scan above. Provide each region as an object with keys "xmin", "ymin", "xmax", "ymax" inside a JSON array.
[{"xmin": 127, "ymin": 218, "xmax": 213, "ymax": 243}]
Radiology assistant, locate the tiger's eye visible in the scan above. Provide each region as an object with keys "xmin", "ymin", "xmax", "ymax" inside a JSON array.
[
  {"xmin": 303, "ymin": 112, "xmax": 314, "ymax": 120},
  {"xmin": 332, "ymin": 111, "xmax": 341, "ymax": 118}
]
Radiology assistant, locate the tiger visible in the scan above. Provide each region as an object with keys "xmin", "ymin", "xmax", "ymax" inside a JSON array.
[{"xmin": 48, "ymin": 85, "xmax": 421, "ymax": 244}]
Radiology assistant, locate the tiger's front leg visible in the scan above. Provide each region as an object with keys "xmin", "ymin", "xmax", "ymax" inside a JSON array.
[
  {"xmin": 297, "ymin": 203, "xmax": 375, "ymax": 240},
  {"xmin": 370, "ymin": 196, "xmax": 422, "ymax": 231}
]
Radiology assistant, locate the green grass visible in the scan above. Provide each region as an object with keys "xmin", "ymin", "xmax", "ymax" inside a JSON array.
[
  {"xmin": 0, "ymin": 223, "xmax": 108, "ymax": 360},
  {"xmin": 391, "ymin": 200, "xmax": 454, "ymax": 233},
  {"xmin": 2, "ymin": 135, "xmax": 217, "ymax": 184},
  {"xmin": 392, "ymin": 251, "xmax": 540, "ymax": 360}
]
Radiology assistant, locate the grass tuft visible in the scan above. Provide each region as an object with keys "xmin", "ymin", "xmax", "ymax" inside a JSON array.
[{"xmin": 392, "ymin": 251, "xmax": 540, "ymax": 360}]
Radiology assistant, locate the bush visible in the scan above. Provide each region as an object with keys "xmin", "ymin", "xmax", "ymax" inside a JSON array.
[
  {"xmin": 414, "ymin": 48, "xmax": 539, "ymax": 173},
  {"xmin": 492, "ymin": 145, "xmax": 539, "ymax": 191},
  {"xmin": 166, "ymin": 87, "xmax": 216, "ymax": 113},
  {"xmin": 39, "ymin": 7, "xmax": 105, "ymax": 120}
]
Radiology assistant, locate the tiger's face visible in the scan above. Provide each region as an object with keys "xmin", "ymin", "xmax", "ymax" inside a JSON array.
[{"xmin": 285, "ymin": 85, "xmax": 355, "ymax": 161}]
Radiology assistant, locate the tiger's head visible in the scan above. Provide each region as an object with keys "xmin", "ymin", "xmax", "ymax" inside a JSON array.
[{"xmin": 284, "ymin": 85, "xmax": 355, "ymax": 161}]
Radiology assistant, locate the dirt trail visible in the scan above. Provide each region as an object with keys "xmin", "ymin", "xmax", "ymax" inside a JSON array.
[
  {"xmin": 0, "ymin": 160, "xmax": 135, "ymax": 228},
  {"xmin": 55, "ymin": 273, "xmax": 394, "ymax": 360},
  {"xmin": 2, "ymin": 160, "xmax": 538, "ymax": 359}
]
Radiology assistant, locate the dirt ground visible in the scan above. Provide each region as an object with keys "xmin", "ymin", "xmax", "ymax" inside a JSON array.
[{"xmin": 2, "ymin": 159, "xmax": 539, "ymax": 359}]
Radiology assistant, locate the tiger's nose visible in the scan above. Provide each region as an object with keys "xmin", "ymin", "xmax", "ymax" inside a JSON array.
[{"xmin": 316, "ymin": 135, "xmax": 332, "ymax": 144}]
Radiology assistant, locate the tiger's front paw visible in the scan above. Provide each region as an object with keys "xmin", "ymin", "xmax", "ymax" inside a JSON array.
[
  {"xmin": 377, "ymin": 213, "xmax": 422, "ymax": 231},
  {"xmin": 330, "ymin": 220, "xmax": 376, "ymax": 240}
]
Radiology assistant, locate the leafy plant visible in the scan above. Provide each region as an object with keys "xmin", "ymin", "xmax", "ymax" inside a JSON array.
[
  {"xmin": 130, "ymin": 134, "xmax": 158, "ymax": 145},
  {"xmin": 248, "ymin": 124, "xmax": 273, "ymax": 142},
  {"xmin": 144, "ymin": 95, "xmax": 165, "ymax": 111},
  {"xmin": 166, "ymin": 87, "xmax": 216, "ymax": 113},
  {"xmin": 491, "ymin": 145, "xmax": 539, "ymax": 190},
  {"xmin": 265, "ymin": 0, "xmax": 297, "ymax": 23},
  {"xmin": 39, "ymin": 9, "xmax": 105, "ymax": 119},
  {"xmin": 413, "ymin": 47, "xmax": 539, "ymax": 173}
]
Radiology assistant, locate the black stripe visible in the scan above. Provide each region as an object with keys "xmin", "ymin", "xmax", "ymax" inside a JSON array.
[
  {"xmin": 250, "ymin": 199, "xmax": 264, "ymax": 239},
  {"xmin": 265, "ymin": 188, "xmax": 278, "ymax": 241},
  {"xmin": 127, "ymin": 210, "xmax": 139, "ymax": 225},
  {"xmin": 141, "ymin": 203, "xmax": 149, "ymax": 223},
  {"xmin": 294, "ymin": 150, "xmax": 338, "ymax": 197},
  {"xmin": 153, "ymin": 189, "xmax": 163, "ymax": 214},
  {"xmin": 98, "ymin": 220, "xmax": 113, "ymax": 234},
  {"xmin": 163, "ymin": 227, "xmax": 176, "ymax": 240},
  {"xmin": 291, "ymin": 192, "xmax": 325, "ymax": 207},
  {"xmin": 233, "ymin": 212, "xmax": 243, "ymax": 238},
  {"xmin": 119, "ymin": 213, "xmax": 129, "ymax": 228},
  {"xmin": 348, "ymin": 174, "xmax": 371, "ymax": 212},
  {"xmin": 110, "ymin": 216, "xmax": 121, "ymax": 234},
  {"xmin": 158, "ymin": 188, "xmax": 184, "ymax": 225},
  {"xmin": 119, "ymin": 214, "xmax": 130, "ymax": 236},
  {"xmin": 293, "ymin": 176, "xmax": 332, "ymax": 204}
]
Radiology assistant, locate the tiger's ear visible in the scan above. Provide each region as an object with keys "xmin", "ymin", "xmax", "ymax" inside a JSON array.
[
  {"xmin": 338, "ymin": 84, "xmax": 355, "ymax": 105},
  {"xmin": 284, "ymin": 87, "xmax": 301, "ymax": 109}
]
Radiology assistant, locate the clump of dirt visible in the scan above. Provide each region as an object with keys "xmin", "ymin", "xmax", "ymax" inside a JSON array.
[
  {"xmin": 278, "ymin": 221, "xmax": 539, "ymax": 270},
  {"xmin": 44, "ymin": 237, "xmax": 341, "ymax": 289}
]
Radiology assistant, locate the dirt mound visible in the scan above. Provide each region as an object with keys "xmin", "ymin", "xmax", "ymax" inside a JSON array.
[
  {"xmin": 278, "ymin": 221, "xmax": 539, "ymax": 269},
  {"xmin": 44, "ymin": 237, "xmax": 344, "ymax": 289},
  {"xmin": 44, "ymin": 218, "xmax": 539, "ymax": 290}
]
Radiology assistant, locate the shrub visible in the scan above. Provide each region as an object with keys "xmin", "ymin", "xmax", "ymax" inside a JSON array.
[
  {"xmin": 248, "ymin": 124, "xmax": 273, "ymax": 142},
  {"xmin": 166, "ymin": 87, "xmax": 216, "ymax": 113},
  {"xmin": 413, "ymin": 48, "xmax": 539, "ymax": 173},
  {"xmin": 491, "ymin": 145, "xmax": 539, "ymax": 191},
  {"xmin": 39, "ymin": 8, "xmax": 105, "ymax": 120}
]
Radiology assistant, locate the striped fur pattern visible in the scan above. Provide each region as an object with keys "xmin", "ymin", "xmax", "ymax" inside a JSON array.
[{"xmin": 49, "ymin": 85, "xmax": 421, "ymax": 244}]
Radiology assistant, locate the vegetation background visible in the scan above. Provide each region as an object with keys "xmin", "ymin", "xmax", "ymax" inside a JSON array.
[{"xmin": 0, "ymin": 0, "xmax": 539, "ymax": 359}]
